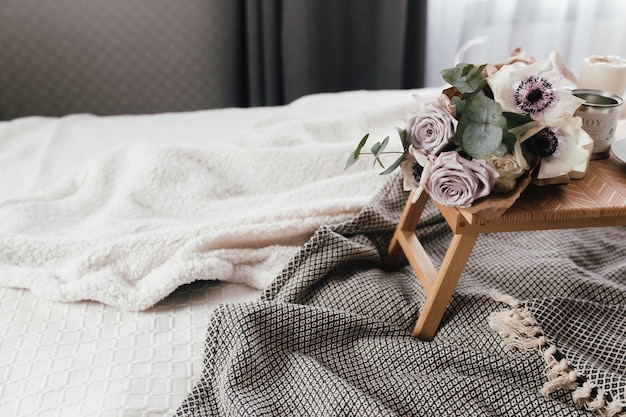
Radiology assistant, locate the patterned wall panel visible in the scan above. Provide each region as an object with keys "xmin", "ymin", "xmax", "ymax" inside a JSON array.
[{"xmin": 0, "ymin": 0, "xmax": 230, "ymax": 119}]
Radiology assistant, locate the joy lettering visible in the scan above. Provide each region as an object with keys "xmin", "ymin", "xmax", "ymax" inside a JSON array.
[{"xmin": 583, "ymin": 118, "xmax": 617, "ymax": 129}]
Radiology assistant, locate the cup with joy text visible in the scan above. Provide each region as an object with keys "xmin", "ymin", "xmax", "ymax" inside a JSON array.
[{"xmin": 573, "ymin": 89, "xmax": 623, "ymax": 159}]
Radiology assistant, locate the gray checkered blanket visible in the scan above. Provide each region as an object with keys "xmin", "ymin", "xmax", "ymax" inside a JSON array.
[{"xmin": 175, "ymin": 174, "xmax": 626, "ymax": 417}]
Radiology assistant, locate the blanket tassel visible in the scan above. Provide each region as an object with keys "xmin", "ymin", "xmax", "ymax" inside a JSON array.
[{"xmin": 488, "ymin": 290, "xmax": 626, "ymax": 417}]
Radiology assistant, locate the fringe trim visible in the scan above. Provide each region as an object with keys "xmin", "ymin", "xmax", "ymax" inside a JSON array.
[{"xmin": 488, "ymin": 290, "xmax": 626, "ymax": 417}]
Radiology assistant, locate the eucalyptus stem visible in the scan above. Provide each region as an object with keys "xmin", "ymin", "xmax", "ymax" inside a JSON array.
[{"xmin": 359, "ymin": 151, "xmax": 404, "ymax": 155}]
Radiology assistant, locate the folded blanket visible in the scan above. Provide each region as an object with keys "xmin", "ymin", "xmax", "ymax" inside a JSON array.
[
  {"xmin": 176, "ymin": 174, "xmax": 626, "ymax": 417},
  {"xmin": 0, "ymin": 90, "xmax": 424, "ymax": 310}
]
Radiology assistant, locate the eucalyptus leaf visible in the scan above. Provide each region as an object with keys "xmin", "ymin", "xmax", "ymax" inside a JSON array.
[
  {"xmin": 370, "ymin": 142, "xmax": 381, "ymax": 157},
  {"xmin": 451, "ymin": 96, "xmax": 465, "ymax": 119},
  {"xmin": 455, "ymin": 93, "xmax": 507, "ymax": 159},
  {"xmin": 370, "ymin": 136, "xmax": 390, "ymax": 168},
  {"xmin": 502, "ymin": 132, "xmax": 517, "ymax": 154},
  {"xmin": 345, "ymin": 133, "xmax": 369, "ymax": 169},
  {"xmin": 396, "ymin": 127, "xmax": 408, "ymax": 150},
  {"xmin": 493, "ymin": 143, "xmax": 509, "ymax": 157},
  {"xmin": 440, "ymin": 63, "xmax": 487, "ymax": 95},
  {"xmin": 371, "ymin": 136, "xmax": 389, "ymax": 158},
  {"xmin": 380, "ymin": 153, "xmax": 405, "ymax": 175},
  {"xmin": 503, "ymin": 111, "xmax": 534, "ymax": 130},
  {"xmin": 461, "ymin": 64, "xmax": 473, "ymax": 77}
]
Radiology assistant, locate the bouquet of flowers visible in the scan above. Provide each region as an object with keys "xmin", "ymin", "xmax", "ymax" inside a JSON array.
[{"xmin": 346, "ymin": 50, "xmax": 593, "ymax": 217}]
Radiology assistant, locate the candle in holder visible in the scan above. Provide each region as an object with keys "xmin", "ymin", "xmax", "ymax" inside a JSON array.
[{"xmin": 578, "ymin": 55, "xmax": 626, "ymax": 98}]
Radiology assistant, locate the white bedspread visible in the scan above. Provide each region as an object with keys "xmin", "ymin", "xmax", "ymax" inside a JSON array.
[{"xmin": 0, "ymin": 89, "xmax": 432, "ymax": 310}]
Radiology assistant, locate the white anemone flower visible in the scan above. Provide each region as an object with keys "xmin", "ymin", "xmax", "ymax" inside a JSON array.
[
  {"xmin": 400, "ymin": 145, "xmax": 435, "ymax": 202},
  {"xmin": 487, "ymin": 52, "xmax": 585, "ymax": 124},
  {"xmin": 519, "ymin": 116, "xmax": 592, "ymax": 180}
]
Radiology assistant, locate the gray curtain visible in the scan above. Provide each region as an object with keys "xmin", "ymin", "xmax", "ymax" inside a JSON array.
[
  {"xmin": 226, "ymin": 0, "xmax": 427, "ymax": 107},
  {"xmin": 0, "ymin": 0, "xmax": 426, "ymax": 119}
]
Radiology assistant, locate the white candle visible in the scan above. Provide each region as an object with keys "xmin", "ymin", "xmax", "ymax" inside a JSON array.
[{"xmin": 578, "ymin": 55, "xmax": 626, "ymax": 98}]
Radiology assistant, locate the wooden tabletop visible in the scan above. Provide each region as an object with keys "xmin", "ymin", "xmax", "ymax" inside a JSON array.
[{"xmin": 438, "ymin": 154, "xmax": 626, "ymax": 234}]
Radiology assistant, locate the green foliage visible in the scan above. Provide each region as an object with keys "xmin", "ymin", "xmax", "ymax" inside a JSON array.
[
  {"xmin": 345, "ymin": 134, "xmax": 369, "ymax": 169},
  {"xmin": 503, "ymin": 111, "xmax": 534, "ymax": 130},
  {"xmin": 450, "ymin": 96, "xmax": 465, "ymax": 119},
  {"xmin": 455, "ymin": 92, "xmax": 508, "ymax": 159},
  {"xmin": 502, "ymin": 132, "xmax": 518, "ymax": 154},
  {"xmin": 345, "ymin": 130, "xmax": 406, "ymax": 175},
  {"xmin": 440, "ymin": 63, "xmax": 487, "ymax": 95},
  {"xmin": 442, "ymin": 63, "xmax": 519, "ymax": 159},
  {"xmin": 370, "ymin": 136, "xmax": 389, "ymax": 168},
  {"xmin": 347, "ymin": 62, "xmax": 522, "ymax": 174}
]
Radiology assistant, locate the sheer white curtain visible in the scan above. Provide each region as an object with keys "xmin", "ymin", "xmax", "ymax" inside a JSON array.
[{"xmin": 425, "ymin": 0, "xmax": 626, "ymax": 87}]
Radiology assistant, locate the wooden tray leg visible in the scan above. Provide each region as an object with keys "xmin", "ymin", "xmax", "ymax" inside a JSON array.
[
  {"xmin": 384, "ymin": 189, "xmax": 480, "ymax": 340},
  {"xmin": 384, "ymin": 188, "xmax": 429, "ymax": 271},
  {"xmin": 412, "ymin": 232, "xmax": 478, "ymax": 341}
]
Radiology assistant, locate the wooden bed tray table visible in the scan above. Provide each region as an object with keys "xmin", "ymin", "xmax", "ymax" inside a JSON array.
[{"xmin": 384, "ymin": 156, "xmax": 626, "ymax": 341}]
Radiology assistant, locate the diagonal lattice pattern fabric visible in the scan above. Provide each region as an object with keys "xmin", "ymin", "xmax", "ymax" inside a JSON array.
[{"xmin": 175, "ymin": 173, "xmax": 626, "ymax": 417}]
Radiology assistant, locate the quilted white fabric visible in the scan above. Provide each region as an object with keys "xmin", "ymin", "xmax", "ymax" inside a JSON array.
[{"xmin": 0, "ymin": 283, "xmax": 261, "ymax": 417}]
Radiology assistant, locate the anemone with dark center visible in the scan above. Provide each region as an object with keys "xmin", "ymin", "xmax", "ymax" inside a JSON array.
[
  {"xmin": 412, "ymin": 161, "xmax": 424, "ymax": 180},
  {"xmin": 514, "ymin": 75, "xmax": 556, "ymax": 114},
  {"xmin": 524, "ymin": 127, "xmax": 559, "ymax": 157}
]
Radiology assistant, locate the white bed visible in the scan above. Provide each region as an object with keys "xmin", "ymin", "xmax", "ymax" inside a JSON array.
[
  {"xmin": 3, "ymin": 86, "xmax": 625, "ymax": 417},
  {"xmin": 0, "ymin": 89, "xmax": 433, "ymax": 416}
]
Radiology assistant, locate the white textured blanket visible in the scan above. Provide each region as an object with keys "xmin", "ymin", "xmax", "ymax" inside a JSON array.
[{"xmin": 0, "ymin": 89, "xmax": 428, "ymax": 310}]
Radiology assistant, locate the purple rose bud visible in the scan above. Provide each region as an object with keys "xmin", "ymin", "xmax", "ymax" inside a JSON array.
[
  {"xmin": 406, "ymin": 102, "xmax": 457, "ymax": 156},
  {"xmin": 425, "ymin": 151, "xmax": 499, "ymax": 208}
]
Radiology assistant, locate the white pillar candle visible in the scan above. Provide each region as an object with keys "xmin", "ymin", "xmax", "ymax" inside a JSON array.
[{"xmin": 578, "ymin": 55, "xmax": 626, "ymax": 97}]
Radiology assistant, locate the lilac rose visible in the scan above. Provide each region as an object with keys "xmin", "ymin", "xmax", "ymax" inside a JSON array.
[
  {"xmin": 425, "ymin": 151, "xmax": 499, "ymax": 208},
  {"xmin": 406, "ymin": 101, "xmax": 457, "ymax": 156}
]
